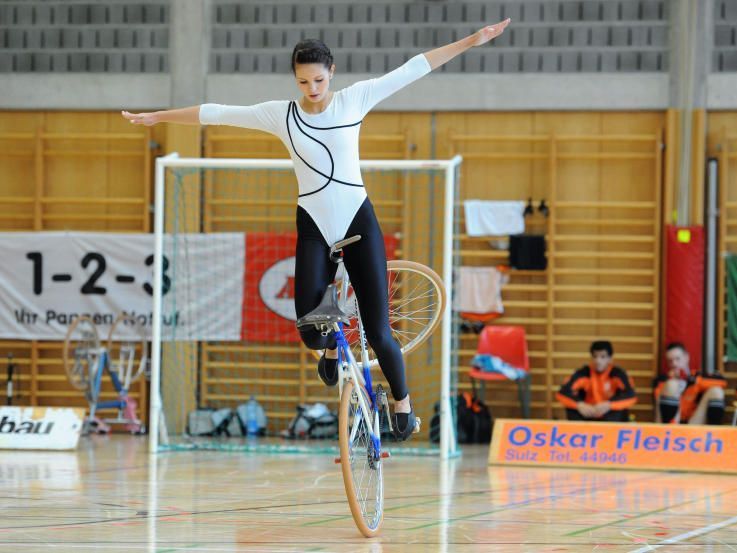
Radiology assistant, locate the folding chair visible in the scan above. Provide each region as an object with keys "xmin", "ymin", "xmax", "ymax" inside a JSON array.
[{"xmin": 469, "ymin": 325, "xmax": 531, "ymax": 418}]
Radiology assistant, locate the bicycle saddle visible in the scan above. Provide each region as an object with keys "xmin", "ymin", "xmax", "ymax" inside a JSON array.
[{"xmin": 296, "ymin": 284, "xmax": 351, "ymax": 330}]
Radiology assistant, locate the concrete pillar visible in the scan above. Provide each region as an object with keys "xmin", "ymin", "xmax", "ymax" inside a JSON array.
[
  {"xmin": 670, "ymin": 0, "xmax": 713, "ymax": 225},
  {"xmin": 169, "ymin": 0, "xmax": 211, "ymax": 107}
]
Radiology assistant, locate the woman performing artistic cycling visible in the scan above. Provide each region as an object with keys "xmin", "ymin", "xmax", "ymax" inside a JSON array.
[{"xmin": 123, "ymin": 18, "xmax": 511, "ymax": 441}]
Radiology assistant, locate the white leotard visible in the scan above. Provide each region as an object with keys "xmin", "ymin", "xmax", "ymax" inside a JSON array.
[{"xmin": 199, "ymin": 54, "xmax": 432, "ymax": 246}]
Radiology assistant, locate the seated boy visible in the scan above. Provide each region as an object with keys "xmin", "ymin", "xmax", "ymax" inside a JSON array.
[
  {"xmin": 556, "ymin": 341, "xmax": 637, "ymax": 422},
  {"xmin": 654, "ymin": 342, "xmax": 726, "ymax": 425}
]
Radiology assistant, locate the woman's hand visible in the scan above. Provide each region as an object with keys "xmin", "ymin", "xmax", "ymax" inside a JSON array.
[
  {"xmin": 470, "ymin": 18, "xmax": 511, "ymax": 47},
  {"xmin": 121, "ymin": 110, "xmax": 159, "ymax": 126}
]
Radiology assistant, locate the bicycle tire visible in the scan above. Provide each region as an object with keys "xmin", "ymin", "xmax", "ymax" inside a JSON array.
[
  {"xmin": 339, "ymin": 379, "xmax": 383, "ymax": 537},
  {"xmin": 63, "ymin": 315, "xmax": 101, "ymax": 392},
  {"xmin": 106, "ymin": 312, "xmax": 149, "ymax": 387}
]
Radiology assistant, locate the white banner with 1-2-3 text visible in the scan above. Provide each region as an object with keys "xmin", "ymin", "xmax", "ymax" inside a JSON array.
[{"xmin": 0, "ymin": 232, "xmax": 245, "ymax": 340}]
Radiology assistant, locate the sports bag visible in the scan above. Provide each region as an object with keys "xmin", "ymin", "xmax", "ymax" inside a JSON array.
[
  {"xmin": 282, "ymin": 403, "xmax": 338, "ymax": 439},
  {"xmin": 187, "ymin": 407, "xmax": 234, "ymax": 437},
  {"xmin": 430, "ymin": 392, "xmax": 492, "ymax": 444}
]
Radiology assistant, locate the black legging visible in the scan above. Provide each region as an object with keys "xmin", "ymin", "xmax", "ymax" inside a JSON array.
[
  {"xmin": 294, "ymin": 198, "xmax": 408, "ymax": 401},
  {"xmin": 565, "ymin": 408, "xmax": 629, "ymax": 422}
]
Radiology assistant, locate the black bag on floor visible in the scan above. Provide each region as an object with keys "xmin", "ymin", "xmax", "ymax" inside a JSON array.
[
  {"xmin": 281, "ymin": 403, "xmax": 338, "ymax": 439},
  {"xmin": 187, "ymin": 408, "xmax": 233, "ymax": 437},
  {"xmin": 430, "ymin": 393, "xmax": 492, "ymax": 444}
]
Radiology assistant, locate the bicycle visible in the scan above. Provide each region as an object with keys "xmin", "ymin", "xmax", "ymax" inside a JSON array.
[
  {"xmin": 296, "ymin": 235, "xmax": 446, "ymax": 537},
  {"xmin": 63, "ymin": 312, "xmax": 148, "ymax": 434}
]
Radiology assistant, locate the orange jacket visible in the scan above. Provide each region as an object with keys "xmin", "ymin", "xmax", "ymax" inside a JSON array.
[
  {"xmin": 557, "ymin": 364, "xmax": 637, "ymax": 411},
  {"xmin": 653, "ymin": 373, "xmax": 727, "ymax": 422}
]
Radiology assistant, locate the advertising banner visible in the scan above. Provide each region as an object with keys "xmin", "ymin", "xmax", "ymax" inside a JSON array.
[
  {"xmin": 0, "ymin": 232, "xmax": 244, "ymax": 341},
  {"xmin": 490, "ymin": 419, "xmax": 737, "ymax": 474},
  {"xmin": 242, "ymin": 232, "xmax": 399, "ymax": 343},
  {"xmin": 0, "ymin": 407, "xmax": 85, "ymax": 450},
  {"xmin": 1, "ymin": 231, "xmax": 400, "ymax": 343}
]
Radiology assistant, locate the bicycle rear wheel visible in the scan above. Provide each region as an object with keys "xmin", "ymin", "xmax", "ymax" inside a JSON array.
[
  {"xmin": 317, "ymin": 260, "xmax": 446, "ymax": 367},
  {"xmin": 107, "ymin": 312, "xmax": 149, "ymax": 389},
  {"xmin": 63, "ymin": 315, "xmax": 101, "ymax": 393},
  {"xmin": 339, "ymin": 379, "xmax": 383, "ymax": 537}
]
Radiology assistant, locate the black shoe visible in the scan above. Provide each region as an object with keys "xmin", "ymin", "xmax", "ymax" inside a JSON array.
[
  {"xmin": 392, "ymin": 405, "xmax": 417, "ymax": 442},
  {"xmin": 317, "ymin": 354, "xmax": 338, "ymax": 387}
]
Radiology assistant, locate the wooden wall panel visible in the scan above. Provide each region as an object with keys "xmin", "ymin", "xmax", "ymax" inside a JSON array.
[
  {"xmin": 0, "ymin": 113, "xmax": 43, "ymax": 230},
  {"xmin": 437, "ymin": 111, "xmax": 665, "ymax": 422},
  {"xmin": 0, "ymin": 112, "xmax": 154, "ymax": 231},
  {"xmin": 41, "ymin": 113, "xmax": 150, "ymax": 232}
]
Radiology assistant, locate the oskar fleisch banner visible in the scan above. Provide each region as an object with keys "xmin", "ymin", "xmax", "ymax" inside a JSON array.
[{"xmin": 490, "ymin": 419, "xmax": 737, "ymax": 474}]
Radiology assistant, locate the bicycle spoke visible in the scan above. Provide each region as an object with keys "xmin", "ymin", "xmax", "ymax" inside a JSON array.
[{"xmin": 340, "ymin": 261, "xmax": 444, "ymax": 368}]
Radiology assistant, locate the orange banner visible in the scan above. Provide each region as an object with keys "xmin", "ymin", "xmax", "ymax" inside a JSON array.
[{"xmin": 489, "ymin": 419, "xmax": 737, "ymax": 474}]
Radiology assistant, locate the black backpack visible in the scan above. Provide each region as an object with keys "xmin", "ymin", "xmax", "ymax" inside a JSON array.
[
  {"xmin": 430, "ymin": 392, "xmax": 492, "ymax": 444},
  {"xmin": 281, "ymin": 403, "xmax": 338, "ymax": 440}
]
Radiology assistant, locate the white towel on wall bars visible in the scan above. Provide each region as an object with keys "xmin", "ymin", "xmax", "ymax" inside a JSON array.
[
  {"xmin": 463, "ymin": 200, "xmax": 525, "ymax": 237},
  {"xmin": 454, "ymin": 266, "xmax": 509, "ymax": 314}
]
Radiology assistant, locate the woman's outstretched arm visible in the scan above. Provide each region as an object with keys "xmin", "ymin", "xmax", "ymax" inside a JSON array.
[
  {"xmin": 122, "ymin": 106, "xmax": 200, "ymax": 126},
  {"xmin": 423, "ymin": 18, "xmax": 511, "ymax": 70},
  {"xmin": 350, "ymin": 18, "xmax": 512, "ymax": 115},
  {"xmin": 122, "ymin": 102, "xmax": 281, "ymax": 135}
]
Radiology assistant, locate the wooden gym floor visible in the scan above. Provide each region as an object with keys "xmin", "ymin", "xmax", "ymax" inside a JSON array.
[{"xmin": 1, "ymin": 436, "xmax": 737, "ymax": 552}]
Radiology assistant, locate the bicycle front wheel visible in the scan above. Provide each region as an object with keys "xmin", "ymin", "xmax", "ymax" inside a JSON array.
[{"xmin": 339, "ymin": 379, "xmax": 383, "ymax": 537}]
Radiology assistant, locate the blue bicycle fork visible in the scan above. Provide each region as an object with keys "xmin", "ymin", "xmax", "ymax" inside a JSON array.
[{"xmin": 334, "ymin": 323, "xmax": 382, "ymax": 458}]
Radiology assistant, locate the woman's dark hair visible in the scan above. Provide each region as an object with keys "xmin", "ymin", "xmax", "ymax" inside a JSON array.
[
  {"xmin": 291, "ymin": 39, "xmax": 334, "ymax": 73},
  {"xmin": 590, "ymin": 340, "xmax": 613, "ymax": 357}
]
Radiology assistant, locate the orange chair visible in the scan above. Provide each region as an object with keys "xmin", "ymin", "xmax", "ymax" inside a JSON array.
[{"xmin": 469, "ymin": 325, "xmax": 531, "ymax": 418}]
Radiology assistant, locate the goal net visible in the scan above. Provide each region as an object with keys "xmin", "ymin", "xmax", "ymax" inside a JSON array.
[{"xmin": 149, "ymin": 155, "xmax": 461, "ymax": 458}]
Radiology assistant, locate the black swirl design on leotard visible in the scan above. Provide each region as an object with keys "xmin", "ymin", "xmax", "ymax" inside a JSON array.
[{"xmin": 286, "ymin": 101, "xmax": 365, "ymax": 198}]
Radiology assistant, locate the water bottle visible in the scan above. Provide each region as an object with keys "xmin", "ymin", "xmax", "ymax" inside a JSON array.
[{"xmin": 246, "ymin": 396, "xmax": 259, "ymax": 436}]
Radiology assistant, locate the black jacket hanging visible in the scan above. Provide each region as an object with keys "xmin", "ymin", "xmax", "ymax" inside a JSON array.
[{"xmin": 509, "ymin": 234, "xmax": 547, "ymax": 270}]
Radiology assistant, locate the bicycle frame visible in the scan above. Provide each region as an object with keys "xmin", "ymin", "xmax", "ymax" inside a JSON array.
[
  {"xmin": 89, "ymin": 348, "xmax": 128, "ymax": 416},
  {"xmin": 332, "ymin": 268, "xmax": 383, "ymax": 458}
]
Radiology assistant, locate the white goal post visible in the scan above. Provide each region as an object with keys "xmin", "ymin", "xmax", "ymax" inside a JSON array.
[{"xmin": 149, "ymin": 154, "xmax": 462, "ymax": 459}]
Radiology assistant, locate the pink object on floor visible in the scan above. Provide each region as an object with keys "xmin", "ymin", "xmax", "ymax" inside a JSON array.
[
  {"xmin": 123, "ymin": 396, "xmax": 142, "ymax": 433},
  {"xmin": 88, "ymin": 416, "xmax": 111, "ymax": 434}
]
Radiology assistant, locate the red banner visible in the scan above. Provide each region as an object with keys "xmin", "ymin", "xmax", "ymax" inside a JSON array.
[
  {"xmin": 664, "ymin": 226, "xmax": 704, "ymax": 374},
  {"xmin": 242, "ymin": 233, "xmax": 300, "ymax": 342},
  {"xmin": 242, "ymin": 232, "xmax": 398, "ymax": 343}
]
